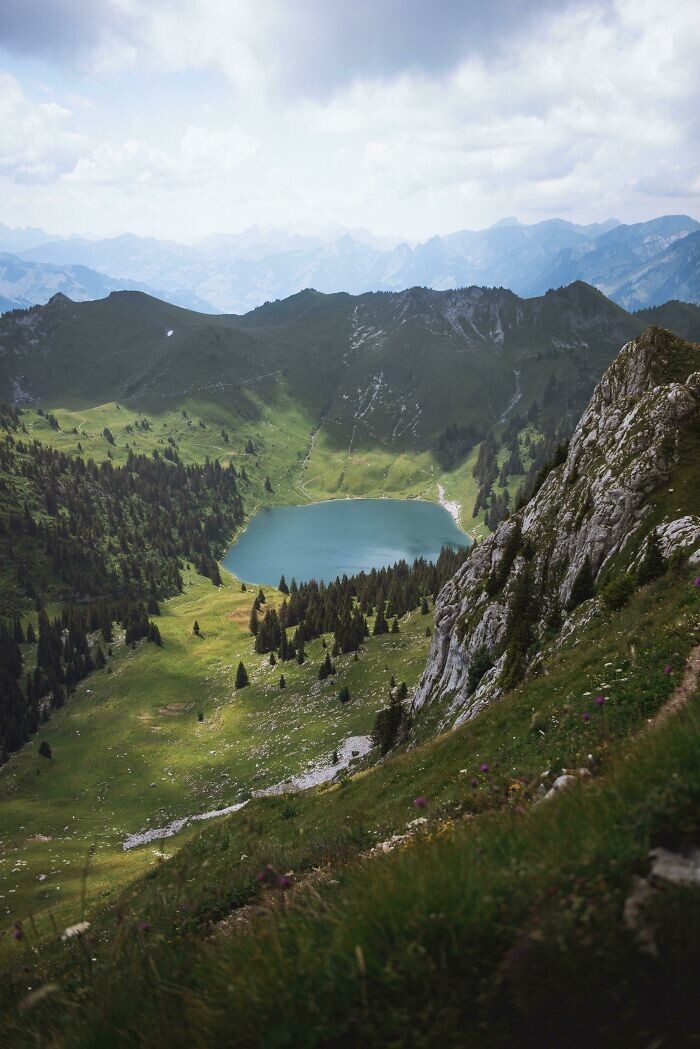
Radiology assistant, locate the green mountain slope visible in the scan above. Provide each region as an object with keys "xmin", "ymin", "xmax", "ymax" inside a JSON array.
[{"xmin": 0, "ymin": 282, "xmax": 651, "ymax": 527}]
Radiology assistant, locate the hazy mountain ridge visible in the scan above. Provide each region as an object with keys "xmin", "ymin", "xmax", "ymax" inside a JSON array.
[{"xmin": 3, "ymin": 215, "xmax": 698, "ymax": 315}]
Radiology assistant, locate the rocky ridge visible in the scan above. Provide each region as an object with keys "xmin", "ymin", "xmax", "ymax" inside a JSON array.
[{"xmin": 412, "ymin": 327, "xmax": 700, "ymax": 728}]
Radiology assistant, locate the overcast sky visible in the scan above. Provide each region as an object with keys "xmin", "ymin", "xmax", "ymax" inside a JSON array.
[{"xmin": 1, "ymin": 0, "xmax": 699, "ymax": 241}]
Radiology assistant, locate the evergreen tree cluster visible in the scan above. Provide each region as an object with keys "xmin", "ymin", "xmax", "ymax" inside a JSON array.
[
  {"xmin": 435, "ymin": 422, "xmax": 481, "ymax": 469},
  {"xmin": 0, "ymin": 404, "xmax": 243, "ymax": 759},
  {"xmin": 0, "ymin": 597, "xmax": 161, "ymax": 761},
  {"xmin": 0, "ymin": 407, "xmax": 243, "ymax": 614},
  {"xmin": 250, "ymin": 547, "xmax": 470, "ymax": 663}
]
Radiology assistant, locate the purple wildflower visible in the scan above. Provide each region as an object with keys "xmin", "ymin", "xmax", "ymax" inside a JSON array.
[
  {"xmin": 595, "ymin": 695, "xmax": 606, "ymax": 707},
  {"xmin": 279, "ymin": 875, "xmax": 292, "ymax": 889},
  {"xmin": 413, "ymin": 796, "xmax": 428, "ymax": 809},
  {"xmin": 479, "ymin": 763, "xmax": 490, "ymax": 773},
  {"xmin": 138, "ymin": 922, "xmax": 150, "ymax": 933},
  {"xmin": 582, "ymin": 712, "xmax": 591, "ymax": 723},
  {"xmin": 694, "ymin": 577, "xmax": 700, "ymax": 587},
  {"xmin": 12, "ymin": 924, "xmax": 23, "ymax": 941},
  {"xmin": 664, "ymin": 665, "xmax": 673, "ymax": 675}
]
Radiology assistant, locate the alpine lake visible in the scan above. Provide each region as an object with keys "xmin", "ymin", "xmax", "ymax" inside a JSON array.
[{"xmin": 222, "ymin": 498, "xmax": 471, "ymax": 587}]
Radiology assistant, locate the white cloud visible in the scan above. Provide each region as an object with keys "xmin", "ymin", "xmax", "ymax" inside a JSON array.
[
  {"xmin": 0, "ymin": 73, "xmax": 86, "ymax": 183},
  {"xmin": 0, "ymin": 0, "xmax": 698, "ymax": 237}
]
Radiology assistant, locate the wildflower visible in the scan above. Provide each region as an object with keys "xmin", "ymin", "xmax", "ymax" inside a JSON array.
[
  {"xmin": 582, "ymin": 712, "xmax": 591, "ymax": 723},
  {"xmin": 413, "ymin": 796, "xmax": 428, "ymax": 808},
  {"xmin": 137, "ymin": 922, "xmax": 150, "ymax": 933},
  {"xmin": 61, "ymin": 921, "xmax": 90, "ymax": 941},
  {"xmin": 664, "ymin": 665, "xmax": 673, "ymax": 675},
  {"xmin": 470, "ymin": 778, "xmax": 478, "ymax": 788},
  {"xmin": 12, "ymin": 924, "xmax": 23, "ymax": 941},
  {"xmin": 279, "ymin": 875, "xmax": 292, "ymax": 889},
  {"xmin": 694, "ymin": 577, "xmax": 700, "ymax": 587},
  {"xmin": 479, "ymin": 763, "xmax": 490, "ymax": 773},
  {"xmin": 595, "ymin": 695, "xmax": 606, "ymax": 706}
]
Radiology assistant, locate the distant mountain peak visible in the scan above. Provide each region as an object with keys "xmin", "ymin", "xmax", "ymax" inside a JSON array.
[{"xmin": 490, "ymin": 216, "xmax": 521, "ymax": 229}]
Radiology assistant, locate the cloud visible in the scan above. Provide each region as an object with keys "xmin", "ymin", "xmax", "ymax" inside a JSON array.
[
  {"xmin": 65, "ymin": 126, "xmax": 259, "ymax": 188},
  {"xmin": 0, "ymin": 73, "xmax": 86, "ymax": 183},
  {"xmin": 1, "ymin": 0, "xmax": 579, "ymax": 96},
  {"xmin": 0, "ymin": 0, "xmax": 698, "ymax": 237},
  {"xmin": 635, "ymin": 164, "xmax": 700, "ymax": 199}
]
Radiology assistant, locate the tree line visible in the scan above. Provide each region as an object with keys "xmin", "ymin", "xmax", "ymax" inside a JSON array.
[{"xmin": 0, "ymin": 404, "xmax": 245, "ymax": 761}]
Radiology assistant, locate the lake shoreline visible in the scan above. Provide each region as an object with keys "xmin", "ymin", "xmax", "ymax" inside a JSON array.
[{"xmin": 222, "ymin": 496, "xmax": 471, "ymax": 589}]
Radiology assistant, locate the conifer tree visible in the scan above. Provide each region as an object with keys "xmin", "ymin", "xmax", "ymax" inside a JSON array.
[
  {"xmin": 338, "ymin": 685, "xmax": 351, "ymax": 704},
  {"xmin": 637, "ymin": 530, "xmax": 665, "ymax": 585},
  {"xmin": 568, "ymin": 556, "xmax": 595, "ymax": 610},
  {"xmin": 318, "ymin": 651, "xmax": 335, "ymax": 680},
  {"xmin": 391, "ymin": 617, "xmax": 399, "ymax": 634},
  {"xmin": 421, "ymin": 596, "xmax": 429, "ymax": 614},
  {"xmin": 249, "ymin": 606, "xmax": 259, "ymax": 636},
  {"xmin": 235, "ymin": 661, "xmax": 249, "ymax": 689},
  {"xmin": 279, "ymin": 674, "xmax": 286, "ymax": 690},
  {"xmin": 373, "ymin": 602, "xmax": 389, "ymax": 636},
  {"xmin": 278, "ymin": 575, "xmax": 289, "ymax": 595},
  {"xmin": 193, "ymin": 620, "xmax": 200, "ymax": 635}
]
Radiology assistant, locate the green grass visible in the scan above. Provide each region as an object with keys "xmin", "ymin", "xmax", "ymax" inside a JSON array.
[
  {"xmin": 0, "ymin": 569, "xmax": 432, "ymax": 955},
  {"xmin": 1, "ymin": 570, "xmax": 697, "ymax": 1046}
]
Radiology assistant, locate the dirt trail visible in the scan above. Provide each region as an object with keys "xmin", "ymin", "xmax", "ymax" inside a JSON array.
[{"xmin": 651, "ymin": 644, "xmax": 700, "ymax": 727}]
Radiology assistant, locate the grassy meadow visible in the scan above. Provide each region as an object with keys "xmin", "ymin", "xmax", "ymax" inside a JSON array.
[
  {"xmin": 0, "ymin": 568, "xmax": 432, "ymax": 956},
  {"xmin": 1, "ymin": 567, "xmax": 697, "ymax": 1046}
]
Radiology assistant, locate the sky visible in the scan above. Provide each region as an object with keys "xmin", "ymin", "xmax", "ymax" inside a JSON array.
[{"xmin": 1, "ymin": 0, "xmax": 699, "ymax": 242}]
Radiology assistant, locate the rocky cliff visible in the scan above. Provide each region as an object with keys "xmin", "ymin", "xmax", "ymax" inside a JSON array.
[{"xmin": 413, "ymin": 327, "xmax": 700, "ymax": 728}]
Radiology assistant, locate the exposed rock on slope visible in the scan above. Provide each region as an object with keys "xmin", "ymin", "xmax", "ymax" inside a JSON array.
[{"xmin": 413, "ymin": 327, "xmax": 700, "ymax": 728}]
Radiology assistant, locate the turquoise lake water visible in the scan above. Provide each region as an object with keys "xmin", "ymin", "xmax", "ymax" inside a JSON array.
[{"xmin": 222, "ymin": 499, "xmax": 470, "ymax": 586}]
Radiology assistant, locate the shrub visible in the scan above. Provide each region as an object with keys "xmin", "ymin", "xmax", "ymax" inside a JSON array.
[{"xmin": 599, "ymin": 573, "xmax": 635, "ymax": 612}]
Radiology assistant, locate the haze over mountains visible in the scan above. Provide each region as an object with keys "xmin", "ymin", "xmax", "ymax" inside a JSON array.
[{"xmin": 1, "ymin": 214, "xmax": 698, "ymax": 316}]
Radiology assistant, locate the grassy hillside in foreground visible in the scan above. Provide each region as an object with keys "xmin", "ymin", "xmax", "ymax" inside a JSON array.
[
  {"xmin": 0, "ymin": 569, "xmax": 432, "ymax": 953},
  {"xmin": 1, "ymin": 566, "xmax": 698, "ymax": 1047}
]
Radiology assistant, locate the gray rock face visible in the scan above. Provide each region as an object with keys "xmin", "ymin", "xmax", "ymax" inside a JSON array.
[{"xmin": 413, "ymin": 328, "xmax": 700, "ymax": 729}]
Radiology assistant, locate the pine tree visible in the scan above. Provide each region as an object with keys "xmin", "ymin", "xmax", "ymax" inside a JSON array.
[
  {"xmin": 373, "ymin": 602, "xmax": 389, "ymax": 636},
  {"xmin": 26, "ymin": 622, "xmax": 36, "ymax": 645},
  {"xmin": 249, "ymin": 606, "xmax": 259, "ymax": 636},
  {"xmin": 318, "ymin": 651, "xmax": 335, "ymax": 680},
  {"xmin": 372, "ymin": 695, "xmax": 404, "ymax": 754},
  {"xmin": 568, "ymin": 556, "xmax": 595, "ymax": 610},
  {"xmin": 269, "ymin": 650, "xmax": 276, "ymax": 666},
  {"xmin": 421, "ymin": 596, "xmax": 429, "ymax": 614},
  {"xmin": 264, "ymin": 477, "xmax": 273, "ymax": 493},
  {"xmin": 193, "ymin": 620, "xmax": 200, "ymax": 635},
  {"xmin": 278, "ymin": 575, "xmax": 290, "ymax": 594},
  {"xmin": 279, "ymin": 674, "xmax": 286, "ymax": 690},
  {"xmin": 38, "ymin": 740, "xmax": 52, "ymax": 760},
  {"xmin": 391, "ymin": 617, "xmax": 399, "ymax": 634},
  {"xmin": 638, "ymin": 530, "xmax": 665, "ymax": 585},
  {"xmin": 235, "ymin": 661, "xmax": 249, "ymax": 689},
  {"xmin": 338, "ymin": 685, "xmax": 351, "ymax": 704}
]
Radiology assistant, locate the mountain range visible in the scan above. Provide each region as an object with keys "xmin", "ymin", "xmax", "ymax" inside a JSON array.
[{"xmin": 1, "ymin": 214, "xmax": 698, "ymax": 315}]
